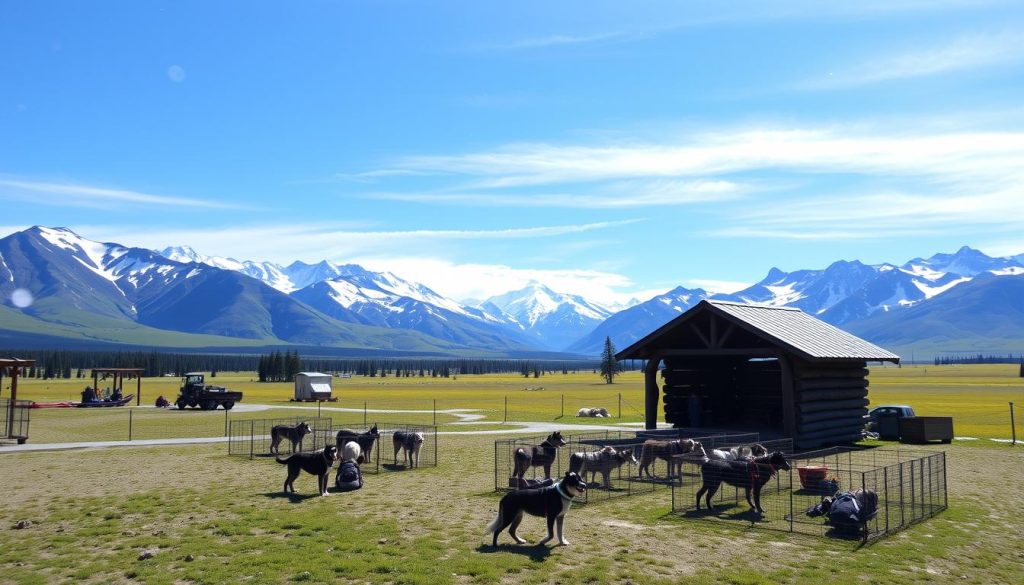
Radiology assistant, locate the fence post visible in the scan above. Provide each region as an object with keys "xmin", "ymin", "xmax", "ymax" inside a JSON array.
[
  {"xmin": 249, "ymin": 420, "xmax": 254, "ymax": 460},
  {"xmin": 363, "ymin": 401, "xmax": 367, "ymax": 426},
  {"xmin": 433, "ymin": 399, "xmax": 436, "ymax": 426},
  {"xmin": 224, "ymin": 409, "xmax": 229, "ymax": 437},
  {"xmin": 504, "ymin": 396, "xmax": 508, "ymax": 423},
  {"xmin": 1011, "ymin": 402, "xmax": 1017, "ymax": 446},
  {"xmin": 318, "ymin": 400, "xmax": 321, "ymax": 418},
  {"xmin": 560, "ymin": 394, "xmax": 563, "ymax": 418},
  {"xmin": 128, "ymin": 409, "xmax": 133, "ymax": 442},
  {"xmin": 618, "ymin": 393, "xmax": 622, "ymax": 418}
]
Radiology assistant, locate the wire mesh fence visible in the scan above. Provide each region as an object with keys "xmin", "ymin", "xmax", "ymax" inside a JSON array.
[
  {"xmin": 671, "ymin": 446, "xmax": 946, "ymax": 541},
  {"xmin": 1, "ymin": 399, "xmax": 31, "ymax": 443},
  {"xmin": 494, "ymin": 430, "xmax": 783, "ymax": 506},
  {"xmin": 310, "ymin": 422, "xmax": 438, "ymax": 474},
  {"xmin": 227, "ymin": 416, "xmax": 334, "ymax": 458}
]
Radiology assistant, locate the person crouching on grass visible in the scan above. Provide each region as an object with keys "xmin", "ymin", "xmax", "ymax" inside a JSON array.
[{"xmin": 335, "ymin": 441, "xmax": 364, "ymax": 492}]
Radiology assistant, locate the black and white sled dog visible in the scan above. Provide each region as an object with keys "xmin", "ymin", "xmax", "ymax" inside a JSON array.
[
  {"xmin": 486, "ymin": 471, "xmax": 587, "ymax": 547},
  {"xmin": 568, "ymin": 446, "xmax": 638, "ymax": 489},
  {"xmin": 269, "ymin": 421, "xmax": 312, "ymax": 455},
  {"xmin": 392, "ymin": 430, "xmax": 424, "ymax": 467},
  {"xmin": 513, "ymin": 431, "xmax": 566, "ymax": 481},
  {"xmin": 276, "ymin": 444, "xmax": 338, "ymax": 496},
  {"xmin": 336, "ymin": 424, "xmax": 379, "ymax": 463},
  {"xmin": 708, "ymin": 443, "xmax": 768, "ymax": 461}
]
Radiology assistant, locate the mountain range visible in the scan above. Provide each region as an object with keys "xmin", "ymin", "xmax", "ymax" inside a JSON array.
[{"xmin": 1, "ymin": 226, "xmax": 1022, "ymax": 359}]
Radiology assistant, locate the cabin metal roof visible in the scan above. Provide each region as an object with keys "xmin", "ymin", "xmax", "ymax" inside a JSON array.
[{"xmin": 616, "ymin": 299, "xmax": 900, "ymax": 363}]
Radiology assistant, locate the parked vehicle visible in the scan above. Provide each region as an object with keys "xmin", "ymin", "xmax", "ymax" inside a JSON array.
[{"xmin": 176, "ymin": 373, "xmax": 243, "ymax": 410}]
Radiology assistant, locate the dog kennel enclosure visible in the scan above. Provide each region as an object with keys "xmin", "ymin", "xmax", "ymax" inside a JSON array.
[
  {"xmin": 0, "ymin": 358, "xmax": 35, "ymax": 445},
  {"xmin": 494, "ymin": 430, "xmax": 782, "ymax": 505},
  {"xmin": 227, "ymin": 416, "xmax": 335, "ymax": 458},
  {"xmin": 670, "ymin": 446, "xmax": 947, "ymax": 541},
  {"xmin": 314, "ymin": 422, "xmax": 438, "ymax": 473}
]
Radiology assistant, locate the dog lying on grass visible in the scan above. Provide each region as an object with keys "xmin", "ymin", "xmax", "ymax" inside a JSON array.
[
  {"xmin": 269, "ymin": 421, "xmax": 311, "ymax": 455},
  {"xmin": 276, "ymin": 444, "xmax": 338, "ymax": 496},
  {"xmin": 707, "ymin": 443, "xmax": 768, "ymax": 461},
  {"xmin": 487, "ymin": 471, "xmax": 587, "ymax": 547}
]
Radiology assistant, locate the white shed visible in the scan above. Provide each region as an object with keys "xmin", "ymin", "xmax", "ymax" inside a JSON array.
[{"xmin": 294, "ymin": 372, "xmax": 333, "ymax": 401}]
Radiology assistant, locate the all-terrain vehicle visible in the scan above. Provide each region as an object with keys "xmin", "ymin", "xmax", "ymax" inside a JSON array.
[{"xmin": 176, "ymin": 373, "xmax": 243, "ymax": 410}]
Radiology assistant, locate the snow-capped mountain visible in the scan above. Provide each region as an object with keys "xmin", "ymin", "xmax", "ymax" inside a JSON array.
[
  {"xmin": 0, "ymin": 227, "xmax": 468, "ymax": 351},
  {"xmin": 569, "ymin": 247, "xmax": 1024, "ymax": 356},
  {"xmin": 478, "ymin": 283, "xmax": 615, "ymax": 351},
  {"xmin": 566, "ymin": 286, "xmax": 709, "ymax": 354},
  {"xmin": 160, "ymin": 246, "xmax": 294, "ymax": 292},
  {"xmin": 156, "ymin": 247, "xmax": 607, "ymax": 350}
]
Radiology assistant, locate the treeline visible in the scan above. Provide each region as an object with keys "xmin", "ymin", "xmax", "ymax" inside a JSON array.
[
  {"xmin": 257, "ymin": 351, "xmax": 301, "ymax": 382},
  {"xmin": 0, "ymin": 349, "xmax": 257, "ymax": 379},
  {"xmin": 933, "ymin": 354, "xmax": 1024, "ymax": 365},
  {"xmin": 0, "ymin": 348, "xmax": 646, "ymax": 380}
]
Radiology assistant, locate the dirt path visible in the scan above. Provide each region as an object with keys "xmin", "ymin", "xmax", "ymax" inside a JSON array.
[{"xmin": 0, "ymin": 403, "xmax": 650, "ymax": 453}]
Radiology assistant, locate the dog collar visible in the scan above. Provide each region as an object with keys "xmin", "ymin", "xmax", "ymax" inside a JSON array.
[{"xmin": 554, "ymin": 482, "xmax": 575, "ymax": 501}]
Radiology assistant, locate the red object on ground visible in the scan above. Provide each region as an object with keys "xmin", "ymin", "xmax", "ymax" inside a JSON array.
[{"xmin": 797, "ymin": 465, "xmax": 829, "ymax": 489}]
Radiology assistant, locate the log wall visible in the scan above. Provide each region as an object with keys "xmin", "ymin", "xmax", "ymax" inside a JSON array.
[{"xmin": 792, "ymin": 359, "xmax": 869, "ymax": 449}]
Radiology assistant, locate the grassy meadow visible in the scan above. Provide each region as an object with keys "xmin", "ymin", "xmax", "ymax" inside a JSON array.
[
  {"xmin": 1, "ymin": 364, "xmax": 1023, "ymax": 584},
  {"xmin": 5, "ymin": 364, "xmax": 1022, "ymax": 443},
  {"xmin": 1, "ymin": 436, "xmax": 1022, "ymax": 585}
]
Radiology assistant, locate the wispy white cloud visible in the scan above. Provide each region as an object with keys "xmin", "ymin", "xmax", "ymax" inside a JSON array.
[
  {"xmin": 387, "ymin": 126, "xmax": 1024, "ymax": 190},
  {"xmin": 482, "ymin": 31, "xmax": 639, "ymax": 51},
  {"xmin": 0, "ymin": 178, "xmax": 238, "ymax": 210},
  {"xmin": 78, "ymin": 219, "xmax": 641, "ymax": 266},
  {"xmin": 352, "ymin": 256, "xmax": 653, "ymax": 307},
  {"xmin": 368, "ymin": 179, "xmax": 747, "ymax": 208},
  {"xmin": 800, "ymin": 32, "xmax": 1024, "ymax": 90}
]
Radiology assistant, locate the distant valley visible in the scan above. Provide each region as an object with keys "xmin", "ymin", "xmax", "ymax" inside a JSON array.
[{"xmin": 1, "ymin": 226, "xmax": 1022, "ymax": 359}]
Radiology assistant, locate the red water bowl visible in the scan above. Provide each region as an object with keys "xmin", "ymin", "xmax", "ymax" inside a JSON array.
[{"xmin": 797, "ymin": 465, "xmax": 829, "ymax": 489}]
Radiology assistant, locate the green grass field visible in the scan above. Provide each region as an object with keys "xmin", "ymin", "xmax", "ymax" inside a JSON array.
[
  {"xmin": 2, "ymin": 364, "xmax": 1023, "ymax": 584},
  {"xmin": 7, "ymin": 364, "xmax": 1022, "ymax": 443}
]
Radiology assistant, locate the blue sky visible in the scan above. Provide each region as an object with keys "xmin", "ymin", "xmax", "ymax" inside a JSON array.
[{"xmin": 2, "ymin": 0, "xmax": 1024, "ymax": 304}]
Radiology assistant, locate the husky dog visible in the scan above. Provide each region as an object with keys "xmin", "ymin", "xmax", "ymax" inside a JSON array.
[
  {"xmin": 336, "ymin": 424, "xmax": 379, "ymax": 462},
  {"xmin": 708, "ymin": 443, "xmax": 768, "ymax": 461},
  {"xmin": 568, "ymin": 446, "xmax": 637, "ymax": 489},
  {"xmin": 696, "ymin": 451, "xmax": 791, "ymax": 514},
  {"xmin": 638, "ymin": 438, "xmax": 701, "ymax": 479},
  {"xmin": 276, "ymin": 445, "xmax": 338, "ymax": 496},
  {"xmin": 392, "ymin": 431, "xmax": 424, "ymax": 468},
  {"xmin": 513, "ymin": 431, "xmax": 566, "ymax": 481},
  {"xmin": 486, "ymin": 471, "xmax": 587, "ymax": 547},
  {"xmin": 269, "ymin": 421, "xmax": 312, "ymax": 455},
  {"xmin": 575, "ymin": 407, "xmax": 610, "ymax": 418}
]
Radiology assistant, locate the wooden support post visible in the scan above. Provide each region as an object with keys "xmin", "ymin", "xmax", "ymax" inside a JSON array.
[
  {"xmin": 644, "ymin": 358, "xmax": 660, "ymax": 430},
  {"xmin": 6, "ymin": 367, "xmax": 17, "ymax": 438},
  {"xmin": 137, "ymin": 374, "xmax": 141, "ymax": 406},
  {"xmin": 1011, "ymin": 402, "xmax": 1017, "ymax": 446},
  {"xmin": 779, "ymin": 355, "xmax": 797, "ymax": 441}
]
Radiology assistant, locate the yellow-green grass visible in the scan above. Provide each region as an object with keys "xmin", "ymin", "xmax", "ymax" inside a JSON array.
[
  {"xmin": 8, "ymin": 365, "xmax": 1023, "ymax": 444},
  {"xmin": 0, "ymin": 437, "xmax": 1020, "ymax": 585},
  {"xmin": 868, "ymin": 364, "xmax": 1024, "ymax": 440}
]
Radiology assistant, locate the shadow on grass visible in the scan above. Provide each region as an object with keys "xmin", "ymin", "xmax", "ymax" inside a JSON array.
[
  {"xmin": 261, "ymin": 491, "xmax": 322, "ymax": 504},
  {"xmin": 476, "ymin": 542, "xmax": 554, "ymax": 561},
  {"xmin": 382, "ymin": 463, "xmax": 411, "ymax": 471}
]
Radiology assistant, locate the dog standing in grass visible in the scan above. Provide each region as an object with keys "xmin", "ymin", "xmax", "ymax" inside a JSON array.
[
  {"xmin": 486, "ymin": 471, "xmax": 587, "ymax": 547},
  {"xmin": 393, "ymin": 431, "xmax": 424, "ymax": 468},
  {"xmin": 269, "ymin": 421, "xmax": 312, "ymax": 455},
  {"xmin": 276, "ymin": 445, "xmax": 338, "ymax": 496}
]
